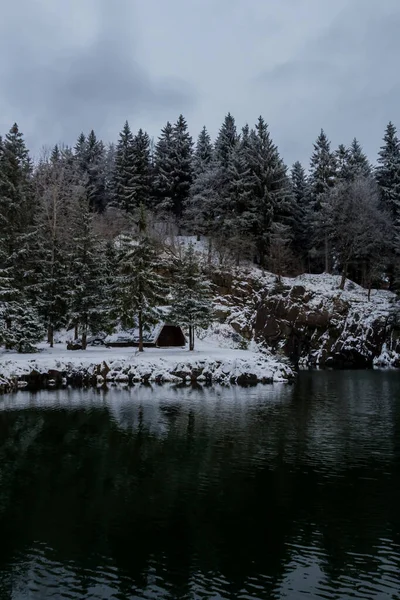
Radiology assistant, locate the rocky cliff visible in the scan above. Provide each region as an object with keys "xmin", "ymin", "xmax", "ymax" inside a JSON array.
[{"xmin": 210, "ymin": 270, "xmax": 400, "ymax": 369}]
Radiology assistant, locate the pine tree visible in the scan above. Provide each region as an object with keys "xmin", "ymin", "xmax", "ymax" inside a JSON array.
[
  {"xmin": 336, "ymin": 144, "xmax": 351, "ymax": 181},
  {"xmin": 0, "ymin": 300, "xmax": 43, "ymax": 353},
  {"xmin": 376, "ymin": 122, "xmax": 400, "ymax": 287},
  {"xmin": 193, "ymin": 126, "xmax": 213, "ymax": 176},
  {"xmin": 187, "ymin": 116, "xmax": 238, "ymax": 248},
  {"xmin": 309, "ymin": 129, "xmax": 337, "ymax": 204},
  {"xmin": 170, "ymin": 115, "xmax": 193, "ymax": 218},
  {"xmin": 113, "ymin": 121, "xmax": 135, "ymax": 212},
  {"xmin": 104, "ymin": 143, "xmax": 116, "ymax": 209},
  {"xmin": 74, "ymin": 133, "xmax": 87, "ymax": 171},
  {"xmin": 85, "ymin": 130, "xmax": 107, "ymax": 212},
  {"xmin": 115, "ymin": 212, "xmax": 166, "ymax": 351},
  {"xmin": 309, "ymin": 129, "xmax": 337, "ymax": 272},
  {"xmin": 214, "ymin": 113, "xmax": 238, "ymax": 169},
  {"xmin": 224, "ymin": 128, "xmax": 255, "ymax": 263},
  {"xmin": 131, "ymin": 128, "xmax": 151, "ymax": 208},
  {"xmin": 376, "ymin": 122, "xmax": 400, "ymax": 222},
  {"xmin": 69, "ymin": 192, "xmax": 106, "ymax": 349},
  {"xmin": 185, "ymin": 158, "xmax": 225, "ymax": 256},
  {"xmin": 0, "ymin": 124, "xmax": 39, "ymax": 350},
  {"xmin": 291, "ymin": 161, "xmax": 310, "ymax": 270},
  {"xmin": 51, "ymin": 144, "xmax": 61, "ymax": 164},
  {"xmin": 246, "ymin": 117, "xmax": 292, "ymax": 265},
  {"xmin": 0, "ymin": 123, "xmax": 34, "ymax": 256},
  {"xmin": 348, "ymin": 138, "xmax": 371, "ymax": 180},
  {"xmin": 31, "ymin": 155, "xmax": 83, "ymax": 346},
  {"xmin": 153, "ymin": 121, "xmax": 174, "ymax": 213},
  {"xmin": 169, "ymin": 243, "xmax": 213, "ymax": 351}
]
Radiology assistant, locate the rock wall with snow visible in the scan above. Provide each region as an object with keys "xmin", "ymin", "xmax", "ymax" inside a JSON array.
[
  {"xmin": 0, "ymin": 349, "xmax": 294, "ymax": 391},
  {"xmin": 211, "ymin": 270, "xmax": 400, "ymax": 369}
]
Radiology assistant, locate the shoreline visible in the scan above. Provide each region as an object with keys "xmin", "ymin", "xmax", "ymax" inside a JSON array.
[{"xmin": 0, "ymin": 342, "xmax": 294, "ymax": 393}]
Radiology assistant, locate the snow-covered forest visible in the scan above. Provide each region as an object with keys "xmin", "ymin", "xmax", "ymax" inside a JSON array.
[{"xmin": 0, "ymin": 114, "xmax": 400, "ymax": 353}]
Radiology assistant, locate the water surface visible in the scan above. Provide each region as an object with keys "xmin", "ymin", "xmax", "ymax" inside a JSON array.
[{"xmin": 0, "ymin": 371, "xmax": 399, "ymax": 599}]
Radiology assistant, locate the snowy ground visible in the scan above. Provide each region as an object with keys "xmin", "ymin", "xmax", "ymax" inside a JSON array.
[{"xmin": 0, "ymin": 337, "xmax": 293, "ymax": 387}]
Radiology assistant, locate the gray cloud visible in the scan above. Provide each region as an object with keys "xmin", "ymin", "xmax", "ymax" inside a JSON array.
[
  {"xmin": 256, "ymin": 0, "xmax": 400, "ymax": 166},
  {"xmin": 1, "ymin": 0, "xmax": 399, "ymax": 167},
  {"xmin": 0, "ymin": 0, "xmax": 196, "ymax": 156}
]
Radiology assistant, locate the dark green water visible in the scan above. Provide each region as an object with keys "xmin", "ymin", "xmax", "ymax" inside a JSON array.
[{"xmin": 0, "ymin": 372, "xmax": 399, "ymax": 600}]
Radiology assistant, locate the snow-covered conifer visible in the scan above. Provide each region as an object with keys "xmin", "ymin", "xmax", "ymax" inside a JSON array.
[
  {"xmin": 113, "ymin": 121, "xmax": 136, "ymax": 212},
  {"xmin": 115, "ymin": 209, "xmax": 166, "ymax": 351},
  {"xmin": 193, "ymin": 126, "xmax": 213, "ymax": 176},
  {"xmin": 169, "ymin": 243, "xmax": 213, "ymax": 350}
]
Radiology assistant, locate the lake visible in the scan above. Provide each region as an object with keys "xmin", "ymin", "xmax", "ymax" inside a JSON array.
[{"xmin": 0, "ymin": 371, "xmax": 399, "ymax": 599}]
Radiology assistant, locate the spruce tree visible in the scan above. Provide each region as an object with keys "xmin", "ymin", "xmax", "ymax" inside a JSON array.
[
  {"xmin": 153, "ymin": 121, "xmax": 174, "ymax": 213},
  {"xmin": 74, "ymin": 133, "xmax": 87, "ymax": 171},
  {"xmin": 214, "ymin": 113, "xmax": 238, "ymax": 169},
  {"xmin": 336, "ymin": 144, "xmax": 352, "ymax": 181},
  {"xmin": 131, "ymin": 128, "xmax": 151, "ymax": 208},
  {"xmin": 113, "ymin": 121, "xmax": 135, "ymax": 212},
  {"xmin": 104, "ymin": 143, "xmax": 116, "ymax": 209},
  {"xmin": 187, "ymin": 115, "xmax": 238, "ymax": 248},
  {"xmin": 32, "ymin": 156, "xmax": 80, "ymax": 346},
  {"xmin": 309, "ymin": 129, "xmax": 337, "ymax": 203},
  {"xmin": 85, "ymin": 130, "xmax": 107, "ymax": 212},
  {"xmin": 376, "ymin": 122, "xmax": 400, "ymax": 287},
  {"xmin": 291, "ymin": 161, "xmax": 310, "ymax": 270},
  {"xmin": 0, "ymin": 300, "xmax": 43, "ymax": 353},
  {"xmin": 193, "ymin": 126, "xmax": 213, "ymax": 176},
  {"xmin": 169, "ymin": 243, "xmax": 213, "ymax": 351},
  {"xmin": 376, "ymin": 122, "xmax": 400, "ymax": 222},
  {"xmin": 246, "ymin": 117, "xmax": 292, "ymax": 265},
  {"xmin": 115, "ymin": 209, "xmax": 166, "ymax": 351},
  {"xmin": 170, "ymin": 114, "xmax": 193, "ymax": 218},
  {"xmin": 69, "ymin": 191, "xmax": 106, "ymax": 349},
  {"xmin": 51, "ymin": 144, "xmax": 61, "ymax": 164},
  {"xmin": 0, "ymin": 123, "xmax": 34, "ymax": 257},
  {"xmin": 185, "ymin": 158, "xmax": 225, "ymax": 254},
  {"xmin": 309, "ymin": 129, "xmax": 337, "ymax": 272},
  {"xmin": 0, "ymin": 124, "xmax": 40, "ymax": 351},
  {"xmin": 224, "ymin": 128, "xmax": 255, "ymax": 262},
  {"xmin": 348, "ymin": 138, "xmax": 371, "ymax": 180}
]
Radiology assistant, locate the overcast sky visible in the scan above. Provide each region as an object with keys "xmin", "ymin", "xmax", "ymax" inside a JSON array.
[{"xmin": 0, "ymin": 0, "xmax": 399, "ymax": 166}]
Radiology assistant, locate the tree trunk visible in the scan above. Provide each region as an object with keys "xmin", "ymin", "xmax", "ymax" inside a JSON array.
[
  {"xmin": 82, "ymin": 319, "xmax": 88, "ymax": 350},
  {"xmin": 138, "ymin": 310, "xmax": 144, "ymax": 352},
  {"xmin": 361, "ymin": 261, "xmax": 367, "ymax": 289},
  {"xmin": 207, "ymin": 238, "xmax": 213, "ymax": 265},
  {"xmin": 368, "ymin": 281, "xmax": 372, "ymax": 301},
  {"xmin": 324, "ymin": 234, "xmax": 330, "ymax": 273},
  {"xmin": 189, "ymin": 324, "xmax": 194, "ymax": 351},
  {"xmin": 5, "ymin": 317, "xmax": 12, "ymax": 350},
  {"xmin": 339, "ymin": 262, "xmax": 348, "ymax": 290},
  {"xmin": 74, "ymin": 324, "xmax": 79, "ymax": 340},
  {"xmin": 48, "ymin": 323, "xmax": 54, "ymax": 348}
]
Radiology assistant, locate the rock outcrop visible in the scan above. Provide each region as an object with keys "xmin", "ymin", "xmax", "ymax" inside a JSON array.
[{"xmin": 211, "ymin": 270, "xmax": 400, "ymax": 369}]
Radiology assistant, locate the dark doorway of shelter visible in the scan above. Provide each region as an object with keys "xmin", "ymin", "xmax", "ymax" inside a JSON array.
[{"xmin": 157, "ymin": 325, "xmax": 185, "ymax": 347}]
